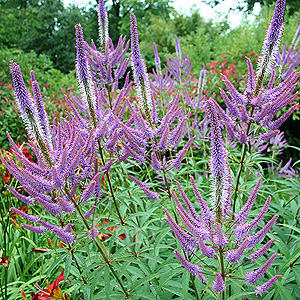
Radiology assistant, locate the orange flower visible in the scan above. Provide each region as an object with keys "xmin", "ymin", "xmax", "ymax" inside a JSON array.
[{"xmin": 32, "ymin": 269, "xmax": 71, "ymax": 300}]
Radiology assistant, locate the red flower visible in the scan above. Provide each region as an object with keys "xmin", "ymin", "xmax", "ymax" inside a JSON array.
[{"xmin": 31, "ymin": 269, "xmax": 71, "ymax": 299}]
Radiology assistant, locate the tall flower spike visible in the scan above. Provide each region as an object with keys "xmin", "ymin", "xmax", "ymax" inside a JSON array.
[
  {"xmin": 164, "ymin": 208, "xmax": 197, "ymax": 254},
  {"xmin": 153, "ymin": 42, "xmax": 161, "ymax": 73},
  {"xmin": 197, "ymin": 64, "xmax": 206, "ymax": 102},
  {"xmin": 255, "ymin": 0, "xmax": 286, "ymax": 96},
  {"xmin": 247, "ymin": 215, "xmax": 279, "ymax": 248},
  {"xmin": 249, "ymin": 239, "xmax": 278, "ymax": 263},
  {"xmin": 226, "ymin": 238, "xmax": 249, "ymax": 263},
  {"xmin": 235, "ymin": 177, "xmax": 262, "ymax": 224},
  {"xmin": 75, "ymin": 23, "xmax": 97, "ymax": 127},
  {"xmin": 130, "ymin": 13, "xmax": 153, "ymax": 120},
  {"xmin": 206, "ymin": 99, "xmax": 226, "ymax": 178},
  {"xmin": 98, "ymin": 0, "xmax": 109, "ymax": 48},
  {"xmin": 174, "ymin": 250, "xmax": 206, "ymax": 283},
  {"xmin": 255, "ymin": 275, "xmax": 283, "ymax": 296},
  {"xmin": 30, "ymin": 70, "xmax": 53, "ymax": 150},
  {"xmin": 173, "ymin": 190, "xmax": 210, "ymax": 239},
  {"xmin": 198, "ymin": 235, "xmax": 215, "ymax": 258},
  {"xmin": 10, "ymin": 62, "xmax": 52, "ymax": 165},
  {"xmin": 245, "ymin": 253, "xmax": 278, "ymax": 284}
]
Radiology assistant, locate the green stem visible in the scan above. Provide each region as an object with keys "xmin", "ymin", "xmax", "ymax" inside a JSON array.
[
  {"xmin": 97, "ymin": 140, "xmax": 125, "ymax": 225},
  {"xmin": 64, "ymin": 188, "xmax": 129, "ymax": 297}
]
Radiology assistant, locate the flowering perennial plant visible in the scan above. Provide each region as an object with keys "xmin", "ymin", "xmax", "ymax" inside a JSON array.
[{"xmin": 2, "ymin": 0, "xmax": 299, "ymax": 298}]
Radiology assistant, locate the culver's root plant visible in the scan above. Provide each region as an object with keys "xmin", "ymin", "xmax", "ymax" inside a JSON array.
[{"xmin": 1, "ymin": 0, "xmax": 299, "ymax": 299}]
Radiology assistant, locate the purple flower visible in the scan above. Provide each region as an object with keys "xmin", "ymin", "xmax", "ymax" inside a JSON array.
[
  {"xmin": 173, "ymin": 191, "xmax": 209, "ymax": 239},
  {"xmin": 130, "ymin": 13, "xmax": 153, "ymax": 117},
  {"xmin": 213, "ymin": 273, "xmax": 226, "ymax": 292},
  {"xmin": 205, "ymin": 99, "xmax": 226, "ymax": 178},
  {"xmin": 98, "ymin": 0, "xmax": 109, "ymax": 47},
  {"xmin": 151, "ymin": 152, "xmax": 162, "ymax": 171},
  {"xmin": 174, "ymin": 250, "xmax": 206, "ymax": 283},
  {"xmin": 153, "ymin": 42, "xmax": 161, "ymax": 73},
  {"xmin": 20, "ymin": 223, "xmax": 47, "ymax": 234},
  {"xmin": 247, "ymin": 215, "xmax": 279, "ymax": 248},
  {"xmin": 88, "ymin": 227, "xmax": 99, "ymax": 239},
  {"xmin": 235, "ymin": 177, "xmax": 262, "ymax": 224},
  {"xmin": 10, "ymin": 207, "xmax": 37, "ymax": 223},
  {"xmin": 52, "ymin": 227, "xmax": 75, "ymax": 244},
  {"xmin": 257, "ymin": 0, "xmax": 286, "ymax": 83},
  {"xmin": 255, "ymin": 274, "xmax": 283, "ymax": 296},
  {"xmin": 198, "ymin": 236, "xmax": 215, "ymax": 258},
  {"xmin": 249, "ymin": 239, "xmax": 278, "ymax": 262},
  {"xmin": 226, "ymin": 238, "xmax": 249, "ymax": 263},
  {"xmin": 128, "ymin": 175, "xmax": 149, "ymax": 189},
  {"xmin": 245, "ymin": 253, "xmax": 278, "ymax": 284},
  {"xmin": 58, "ymin": 197, "xmax": 75, "ymax": 214},
  {"xmin": 5, "ymin": 184, "xmax": 35, "ymax": 205},
  {"xmin": 164, "ymin": 208, "xmax": 197, "ymax": 254},
  {"xmin": 75, "ymin": 24, "xmax": 97, "ymax": 125},
  {"xmin": 213, "ymin": 222, "xmax": 227, "ymax": 247}
]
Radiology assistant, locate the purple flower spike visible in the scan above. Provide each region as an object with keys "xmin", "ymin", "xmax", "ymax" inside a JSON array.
[
  {"xmin": 30, "ymin": 71, "xmax": 52, "ymax": 149},
  {"xmin": 175, "ymin": 180, "xmax": 202, "ymax": 223},
  {"xmin": 213, "ymin": 273, "xmax": 226, "ymax": 292},
  {"xmin": 151, "ymin": 152, "xmax": 162, "ymax": 171},
  {"xmin": 101, "ymin": 159, "xmax": 115, "ymax": 174},
  {"xmin": 198, "ymin": 236, "xmax": 215, "ymax": 258},
  {"xmin": 226, "ymin": 238, "xmax": 249, "ymax": 263},
  {"xmin": 98, "ymin": 0, "xmax": 109, "ymax": 47},
  {"xmin": 153, "ymin": 42, "xmax": 161, "ymax": 73},
  {"xmin": 158, "ymin": 124, "xmax": 169, "ymax": 152},
  {"xmin": 190, "ymin": 175, "xmax": 214, "ymax": 227},
  {"xmin": 164, "ymin": 208, "xmax": 197, "ymax": 254},
  {"xmin": 245, "ymin": 57, "xmax": 255, "ymax": 97},
  {"xmin": 249, "ymin": 239, "xmax": 278, "ymax": 262},
  {"xmin": 128, "ymin": 175, "xmax": 149, "ymax": 189},
  {"xmin": 173, "ymin": 191, "xmax": 210, "ymax": 239},
  {"xmin": 268, "ymin": 104, "xmax": 298, "ymax": 130},
  {"xmin": 235, "ymin": 196, "xmax": 271, "ymax": 239},
  {"xmin": 52, "ymin": 227, "xmax": 75, "ymax": 244},
  {"xmin": 245, "ymin": 253, "xmax": 278, "ymax": 284},
  {"xmin": 20, "ymin": 223, "xmax": 47, "ymax": 234},
  {"xmin": 247, "ymin": 215, "xmax": 279, "ymax": 248},
  {"xmin": 36, "ymin": 197, "xmax": 61, "ymax": 216},
  {"xmin": 174, "ymin": 250, "xmax": 206, "ymax": 283},
  {"xmin": 88, "ymin": 227, "xmax": 99, "ymax": 239},
  {"xmin": 75, "ymin": 23, "xmax": 97, "ymax": 125},
  {"xmin": 5, "ymin": 184, "xmax": 35, "ymax": 205},
  {"xmin": 10, "ymin": 207, "xmax": 37, "ymax": 223},
  {"xmin": 58, "ymin": 197, "xmax": 74, "ymax": 214},
  {"xmin": 255, "ymin": 274, "xmax": 283, "ymax": 296},
  {"xmin": 235, "ymin": 177, "xmax": 262, "ymax": 224},
  {"xmin": 130, "ymin": 13, "xmax": 153, "ymax": 117},
  {"xmin": 213, "ymin": 222, "xmax": 227, "ymax": 247},
  {"xmin": 257, "ymin": 0, "xmax": 286, "ymax": 81},
  {"xmin": 174, "ymin": 35, "xmax": 182, "ymax": 59},
  {"xmin": 291, "ymin": 23, "xmax": 300, "ymax": 49},
  {"xmin": 10, "ymin": 61, "xmax": 35, "ymax": 122},
  {"xmin": 206, "ymin": 99, "xmax": 226, "ymax": 178}
]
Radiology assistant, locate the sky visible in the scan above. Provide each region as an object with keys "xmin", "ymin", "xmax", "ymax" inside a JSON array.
[{"xmin": 63, "ymin": 0, "xmax": 261, "ymax": 28}]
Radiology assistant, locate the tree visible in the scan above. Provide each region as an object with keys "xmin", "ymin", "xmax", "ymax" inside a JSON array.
[
  {"xmin": 100, "ymin": 0, "xmax": 175, "ymax": 45},
  {"xmin": 203, "ymin": 0, "xmax": 300, "ymax": 15}
]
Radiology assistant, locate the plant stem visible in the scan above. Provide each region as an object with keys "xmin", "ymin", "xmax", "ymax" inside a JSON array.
[
  {"xmin": 64, "ymin": 188, "xmax": 129, "ymax": 297},
  {"xmin": 97, "ymin": 140, "xmax": 125, "ymax": 225},
  {"xmin": 219, "ymin": 248, "xmax": 225, "ymax": 300}
]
